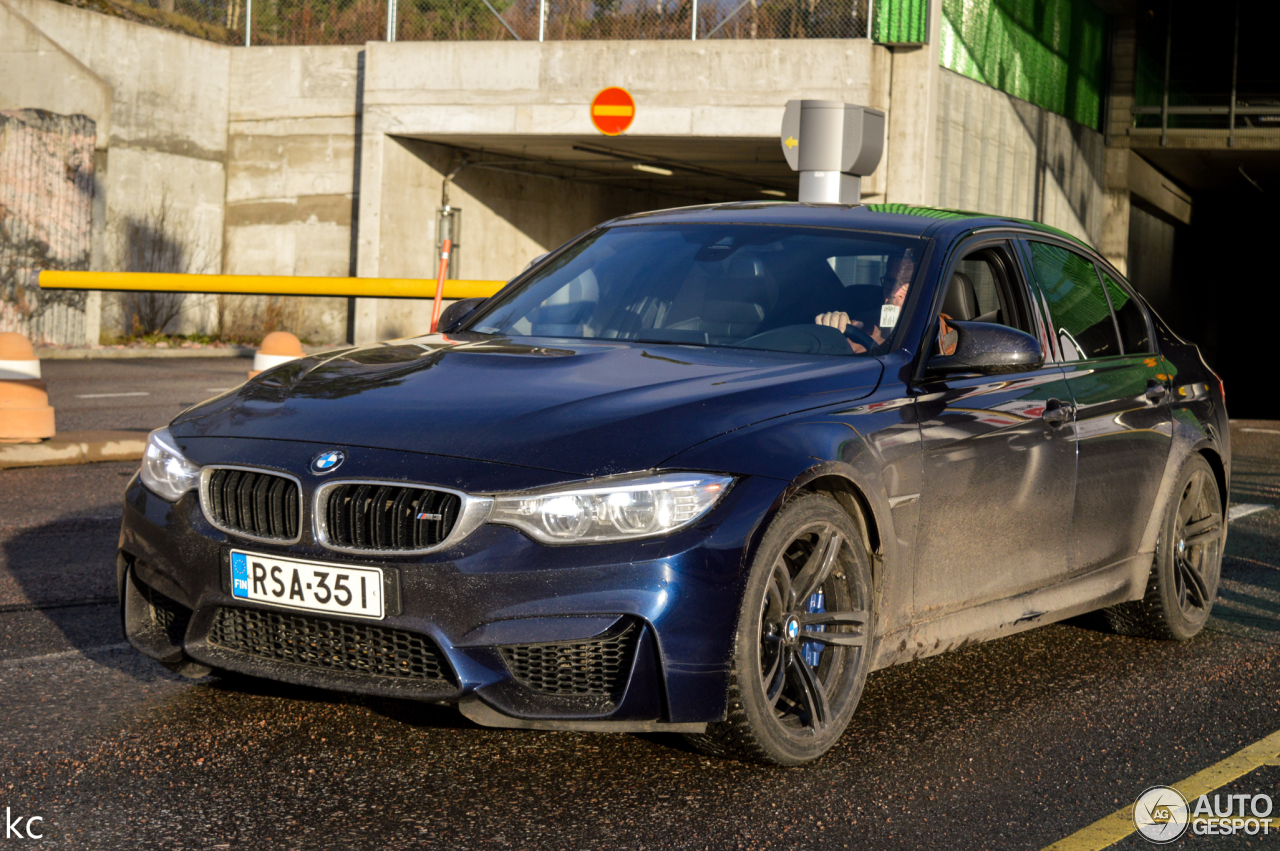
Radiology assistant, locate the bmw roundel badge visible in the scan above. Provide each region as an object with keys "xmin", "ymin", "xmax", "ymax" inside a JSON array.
[{"xmin": 310, "ymin": 450, "xmax": 345, "ymax": 475}]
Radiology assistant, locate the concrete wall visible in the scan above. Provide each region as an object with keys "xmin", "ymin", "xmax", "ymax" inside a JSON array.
[
  {"xmin": 883, "ymin": 0, "xmax": 943, "ymax": 206},
  {"xmin": 6, "ymin": 0, "xmax": 229, "ymax": 340},
  {"xmin": 0, "ymin": 0, "xmax": 110, "ymax": 145},
  {"xmin": 224, "ymin": 45, "xmax": 362, "ymax": 342},
  {"xmin": 934, "ymin": 68, "xmax": 1105, "ymax": 247},
  {"xmin": 8, "ymin": 0, "xmax": 229, "ymax": 266}
]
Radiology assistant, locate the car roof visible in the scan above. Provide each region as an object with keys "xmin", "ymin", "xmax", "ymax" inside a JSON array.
[{"xmin": 605, "ymin": 201, "xmax": 1088, "ymax": 248}]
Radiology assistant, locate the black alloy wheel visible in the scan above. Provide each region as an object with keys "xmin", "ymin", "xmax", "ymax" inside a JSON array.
[
  {"xmin": 688, "ymin": 493, "xmax": 873, "ymax": 765},
  {"xmin": 1170, "ymin": 462, "xmax": 1223, "ymax": 617},
  {"xmin": 1105, "ymin": 454, "xmax": 1224, "ymax": 640}
]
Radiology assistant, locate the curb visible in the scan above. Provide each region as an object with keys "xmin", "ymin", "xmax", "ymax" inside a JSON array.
[
  {"xmin": 37, "ymin": 347, "xmax": 253, "ymax": 360},
  {"xmin": 35, "ymin": 345, "xmax": 346, "ymax": 360},
  {"xmin": 0, "ymin": 430, "xmax": 147, "ymax": 470}
]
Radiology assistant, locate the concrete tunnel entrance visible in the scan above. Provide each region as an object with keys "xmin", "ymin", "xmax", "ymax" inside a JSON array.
[
  {"xmin": 338, "ymin": 38, "xmax": 890, "ymax": 344},
  {"xmin": 357, "ymin": 133, "xmax": 799, "ymax": 342}
]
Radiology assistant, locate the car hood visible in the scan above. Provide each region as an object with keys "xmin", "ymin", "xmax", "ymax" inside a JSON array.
[{"xmin": 171, "ymin": 334, "xmax": 883, "ymax": 476}]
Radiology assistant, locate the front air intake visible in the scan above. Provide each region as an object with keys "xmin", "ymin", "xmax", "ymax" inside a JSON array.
[
  {"xmin": 500, "ymin": 621, "xmax": 640, "ymax": 699},
  {"xmin": 209, "ymin": 606, "xmax": 454, "ymax": 684}
]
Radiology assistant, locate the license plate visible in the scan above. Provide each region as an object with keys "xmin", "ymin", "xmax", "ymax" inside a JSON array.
[{"xmin": 230, "ymin": 550, "xmax": 385, "ymax": 619}]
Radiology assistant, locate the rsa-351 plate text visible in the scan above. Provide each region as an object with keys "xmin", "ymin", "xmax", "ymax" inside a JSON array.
[{"xmin": 230, "ymin": 550, "xmax": 384, "ymax": 619}]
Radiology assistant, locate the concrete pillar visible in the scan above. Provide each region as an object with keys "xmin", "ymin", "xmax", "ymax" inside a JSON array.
[
  {"xmin": 1101, "ymin": 15, "xmax": 1138, "ymax": 277},
  {"xmin": 883, "ymin": 0, "xmax": 943, "ymax": 206},
  {"xmin": 1100, "ymin": 190, "xmax": 1131, "ymax": 276},
  {"xmin": 1101, "ymin": 148, "xmax": 1132, "ymax": 275},
  {"xmin": 1104, "ymin": 16, "xmax": 1137, "ymax": 147},
  {"xmin": 352, "ymin": 130, "xmax": 386, "ymax": 345}
]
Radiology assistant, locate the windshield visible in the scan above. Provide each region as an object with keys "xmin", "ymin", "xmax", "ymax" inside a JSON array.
[{"xmin": 468, "ymin": 224, "xmax": 927, "ymax": 356}]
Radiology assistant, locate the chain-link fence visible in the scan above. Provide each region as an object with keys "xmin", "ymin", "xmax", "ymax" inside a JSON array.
[
  {"xmin": 462, "ymin": 0, "xmax": 870, "ymax": 42},
  {"xmin": 65, "ymin": 0, "xmax": 867, "ymax": 45}
]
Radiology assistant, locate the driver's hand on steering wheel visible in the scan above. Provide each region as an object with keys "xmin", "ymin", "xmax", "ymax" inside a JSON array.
[{"xmin": 815, "ymin": 312, "xmax": 868, "ymax": 353}]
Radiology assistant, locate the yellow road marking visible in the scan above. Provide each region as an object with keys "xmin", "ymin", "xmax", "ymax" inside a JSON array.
[
  {"xmin": 592, "ymin": 105, "xmax": 634, "ymax": 116},
  {"xmin": 1041, "ymin": 728, "xmax": 1280, "ymax": 851},
  {"xmin": 39, "ymin": 271, "xmax": 505, "ymax": 300}
]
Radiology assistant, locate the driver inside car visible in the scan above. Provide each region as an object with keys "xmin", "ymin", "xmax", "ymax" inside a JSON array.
[{"xmin": 813, "ymin": 253, "xmax": 914, "ymax": 354}]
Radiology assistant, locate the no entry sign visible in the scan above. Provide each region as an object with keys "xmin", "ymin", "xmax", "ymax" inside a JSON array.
[{"xmin": 591, "ymin": 87, "xmax": 635, "ymax": 136}]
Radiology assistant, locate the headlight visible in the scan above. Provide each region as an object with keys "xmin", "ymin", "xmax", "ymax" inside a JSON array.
[
  {"xmin": 140, "ymin": 427, "xmax": 201, "ymax": 502},
  {"xmin": 489, "ymin": 472, "xmax": 734, "ymax": 544}
]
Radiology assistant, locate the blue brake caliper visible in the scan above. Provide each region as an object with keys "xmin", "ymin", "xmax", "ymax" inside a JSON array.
[{"xmin": 802, "ymin": 589, "xmax": 825, "ymax": 667}]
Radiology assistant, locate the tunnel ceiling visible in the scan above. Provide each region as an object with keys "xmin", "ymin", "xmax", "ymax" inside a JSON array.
[
  {"xmin": 404, "ymin": 135, "xmax": 800, "ymax": 204},
  {"xmin": 1137, "ymin": 148, "xmax": 1280, "ymax": 195}
]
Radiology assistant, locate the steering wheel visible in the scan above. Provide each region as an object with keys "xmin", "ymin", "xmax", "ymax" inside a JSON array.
[{"xmin": 841, "ymin": 324, "xmax": 878, "ymax": 352}]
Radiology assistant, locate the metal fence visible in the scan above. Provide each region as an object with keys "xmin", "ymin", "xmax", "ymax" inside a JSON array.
[
  {"xmin": 91, "ymin": 0, "xmax": 868, "ymax": 45},
  {"xmin": 1132, "ymin": 90, "xmax": 1280, "ymax": 137},
  {"xmin": 0, "ymin": 110, "xmax": 94, "ymax": 346}
]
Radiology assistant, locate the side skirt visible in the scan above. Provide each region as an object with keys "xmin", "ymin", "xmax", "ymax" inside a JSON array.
[{"xmin": 871, "ymin": 555, "xmax": 1150, "ymax": 671}]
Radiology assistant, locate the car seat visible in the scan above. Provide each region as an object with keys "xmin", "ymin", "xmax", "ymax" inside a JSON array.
[
  {"xmin": 941, "ymin": 272, "xmax": 978, "ymax": 321},
  {"xmin": 664, "ymin": 255, "xmax": 779, "ymax": 340}
]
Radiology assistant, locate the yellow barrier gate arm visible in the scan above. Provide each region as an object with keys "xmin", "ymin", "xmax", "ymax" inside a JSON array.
[{"xmin": 38, "ymin": 271, "xmax": 506, "ymax": 300}]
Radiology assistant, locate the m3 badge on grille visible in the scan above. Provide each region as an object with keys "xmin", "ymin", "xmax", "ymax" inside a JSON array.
[{"xmin": 310, "ymin": 450, "xmax": 345, "ymax": 475}]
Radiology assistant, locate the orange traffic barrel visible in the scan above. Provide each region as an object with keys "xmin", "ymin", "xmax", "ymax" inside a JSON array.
[
  {"xmin": 250, "ymin": 331, "xmax": 304, "ymax": 379},
  {"xmin": 0, "ymin": 332, "xmax": 56, "ymax": 443}
]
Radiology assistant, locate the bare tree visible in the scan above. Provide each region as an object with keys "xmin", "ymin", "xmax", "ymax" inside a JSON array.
[{"xmin": 116, "ymin": 193, "xmax": 214, "ymax": 336}]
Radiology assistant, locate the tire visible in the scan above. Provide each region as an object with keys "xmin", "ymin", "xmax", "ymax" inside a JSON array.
[
  {"xmin": 1104, "ymin": 454, "xmax": 1224, "ymax": 640},
  {"xmin": 687, "ymin": 493, "xmax": 874, "ymax": 766}
]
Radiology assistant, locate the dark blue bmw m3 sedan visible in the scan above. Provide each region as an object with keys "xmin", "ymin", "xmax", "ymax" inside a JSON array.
[{"xmin": 119, "ymin": 203, "xmax": 1229, "ymax": 765}]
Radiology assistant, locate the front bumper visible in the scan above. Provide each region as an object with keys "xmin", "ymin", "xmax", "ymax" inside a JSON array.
[{"xmin": 117, "ymin": 439, "xmax": 785, "ymax": 729}]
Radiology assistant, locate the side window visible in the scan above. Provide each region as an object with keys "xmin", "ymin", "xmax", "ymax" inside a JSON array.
[
  {"xmin": 950, "ymin": 255, "xmax": 1006, "ymax": 323},
  {"xmin": 1099, "ymin": 270, "xmax": 1152, "ymax": 354},
  {"xmin": 1027, "ymin": 241, "xmax": 1121, "ymax": 361},
  {"xmin": 942, "ymin": 246, "xmax": 1026, "ymax": 330}
]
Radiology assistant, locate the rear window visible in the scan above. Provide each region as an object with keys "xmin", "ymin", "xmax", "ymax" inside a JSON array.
[
  {"xmin": 1100, "ymin": 270, "xmax": 1153, "ymax": 354},
  {"xmin": 469, "ymin": 224, "xmax": 928, "ymax": 356},
  {"xmin": 1027, "ymin": 241, "xmax": 1121, "ymax": 361}
]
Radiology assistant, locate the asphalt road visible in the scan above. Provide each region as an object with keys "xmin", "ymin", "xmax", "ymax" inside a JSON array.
[
  {"xmin": 40, "ymin": 357, "xmax": 254, "ymax": 434},
  {"xmin": 1, "ymin": 360, "xmax": 1277, "ymax": 849}
]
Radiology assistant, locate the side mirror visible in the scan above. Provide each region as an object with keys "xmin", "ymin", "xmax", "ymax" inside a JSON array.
[
  {"xmin": 438, "ymin": 297, "xmax": 486, "ymax": 332},
  {"xmin": 925, "ymin": 320, "xmax": 1044, "ymax": 377}
]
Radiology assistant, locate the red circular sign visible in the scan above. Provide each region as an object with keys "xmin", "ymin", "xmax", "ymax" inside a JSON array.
[{"xmin": 591, "ymin": 87, "xmax": 635, "ymax": 136}]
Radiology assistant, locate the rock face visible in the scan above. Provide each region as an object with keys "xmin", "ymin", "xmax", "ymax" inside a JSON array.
[{"xmin": 0, "ymin": 109, "xmax": 95, "ymax": 346}]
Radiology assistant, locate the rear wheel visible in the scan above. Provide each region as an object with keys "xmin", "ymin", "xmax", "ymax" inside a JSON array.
[
  {"xmin": 1105, "ymin": 454, "xmax": 1224, "ymax": 640},
  {"xmin": 687, "ymin": 493, "xmax": 873, "ymax": 765}
]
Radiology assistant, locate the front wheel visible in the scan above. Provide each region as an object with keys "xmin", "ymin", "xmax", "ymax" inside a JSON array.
[
  {"xmin": 1104, "ymin": 454, "xmax": 1224, "ymax": 640},
  {"xmin": 687, "ymin": 493, "xmax": 874, "ymax": 766}
]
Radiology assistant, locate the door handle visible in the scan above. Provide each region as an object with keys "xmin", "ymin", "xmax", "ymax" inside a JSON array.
[
  {"xmin": 1043, "ymin": 399, "xmax": 1073, "ymax": 427},
  {"xmin": 1145, "ymin": 380, "xmax": 1168, "ymax": 402}
]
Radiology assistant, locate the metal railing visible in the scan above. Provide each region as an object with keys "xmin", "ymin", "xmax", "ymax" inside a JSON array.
[
  {"xmin": 1132, "ymin": 94, "xmax": 1280, "ymax": 137},
  {"xmin": 1133, "ymin": 2, "xmax": 1278, "ymax": 146},
  {"xmin": 78, "ymin": 0, "xmax": 868, "ymax": 45}
]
